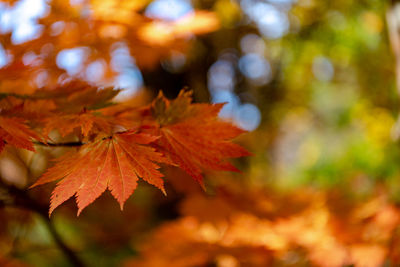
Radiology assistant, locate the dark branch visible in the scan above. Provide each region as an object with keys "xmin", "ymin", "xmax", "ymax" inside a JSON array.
[
  {"xmin": 34, "ymin": 141, "xmax": 85, "ymax": 147},
  {"xmin": 0, "ymin": 181, "xmax": 86, "ymax": 267}
]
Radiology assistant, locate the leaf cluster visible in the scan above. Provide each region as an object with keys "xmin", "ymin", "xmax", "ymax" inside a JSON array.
[{"xmin": 0, "ymin": 84, "xmax": 249, "ymax": 215}]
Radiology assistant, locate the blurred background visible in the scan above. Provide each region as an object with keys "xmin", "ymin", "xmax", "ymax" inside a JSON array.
[{"xmin": 1, "ymin": 0, "xmax": 400, "ymax": 266}]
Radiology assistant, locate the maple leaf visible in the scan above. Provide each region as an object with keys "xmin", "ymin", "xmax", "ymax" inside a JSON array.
[
  {"xmin": 31, "ymin": 132, "xmax": 170, "ymax": 216},
  {"xmin": 0, "ymin": 60, "xmax": 33, "ymax": 81},
  {"xmin": 33, "ymin": 82, "xmax": 120, "ymax": 112},
  {"xmin": 64, "ymin": 86, "xmax": 120, "ymax": 111},
  {"xmin": 0, "ymin": 116, "xmax": 40, "ymax": 153},
  {"xmin": 0, "ymin": 96, "xmax": 56, "ymax": 120},
  {"xmin": 42, "ymin": 110, "xmax": 116, "ymax": 139},
  {"xmin": 149, "ymin": 91, "xmax": 251, "ymax": 184}
]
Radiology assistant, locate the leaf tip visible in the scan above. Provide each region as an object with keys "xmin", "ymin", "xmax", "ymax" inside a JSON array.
[
  {"xmin": 77, "ymin": 208, "xmax": 83, "ymax": 217},
  {"xmin": 161, "ymin": 187, "xmax": 167, "ymax": 196},
  {"xmin": 242, "ymin": 149, "xmax": 254, "ymax": 157},
  {"xmin": 28, "ymin": 183, "xmax": 38, "ymax": 189},
  {"xmin": 199, "ymin": 181, "xmax": 206, "ymax": 192},
  {"xmin": 48, "ymin": 208, "xmax": 54, "ymax": 218},
  {"xmin": 156, "ymin": 90, "xmax": 165, "ymax": 99}
]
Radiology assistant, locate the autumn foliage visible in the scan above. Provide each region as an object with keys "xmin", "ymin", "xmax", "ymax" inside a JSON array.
[
  {"xmin": 2, "ymin": 0, "xmax": 400, "ymax": 266},
  {"xmin": 0, "ymin": 86, "xmax": 249, "ymax": 215},
  {"xmin": 125, "ymin": 185, "xmax": 400, "ymax": 267}
]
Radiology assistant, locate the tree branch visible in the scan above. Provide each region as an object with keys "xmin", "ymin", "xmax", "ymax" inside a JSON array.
[
  {"xmin": 0, "ymin": 181, "xmax": 86, "ymax": 267},
  {"xmin": 34, "ymin": 141, "xmax": 85, "ymax": 147}
]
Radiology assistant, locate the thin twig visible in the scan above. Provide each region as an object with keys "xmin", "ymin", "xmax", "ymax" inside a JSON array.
[{"xmin": 34, "ymin": 141, "xmax": 85, "ymax": 147}]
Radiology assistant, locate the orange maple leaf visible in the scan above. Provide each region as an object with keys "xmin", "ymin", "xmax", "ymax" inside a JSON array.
[
  {"xmin": 149, "ymin": 91, "xmax": 251, "ymax": 184},
  {"xmin": 32, "ymin": 132, "xmax": 170, "ymax": 216},
  {"xmin": 32, "ymin": 82, "xmax": 119, "ymax": 112},
  {"xmin": 0, "ymin": 96, "xmax": 57, "ymax": 125},
  {"xmin": 0, "ymin": 116, "xmax": 40, "ymax": 153},
  {"xmin": 42, "ymin": 110, "xmax": 116, "ymax": 139}
]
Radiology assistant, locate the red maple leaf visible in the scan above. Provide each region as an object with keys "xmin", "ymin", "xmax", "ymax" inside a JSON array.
[
  {"xmin": 42, "ymin": 110, "xmax": 116, "ymax": 139},
  {"xmin": 31, "ymin": 131, "xmax": 171, "ymax": 216},
  {"xmin": 0, "ymin": 96, "xmax": 57, "ymax": 120},
  {"xmin": 148, "ymin": 91, "xmax": 251, "ymax": 184},
  {"xmin": 0, "ymin": 116, "xmax": 40, "ymax": 153}
]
